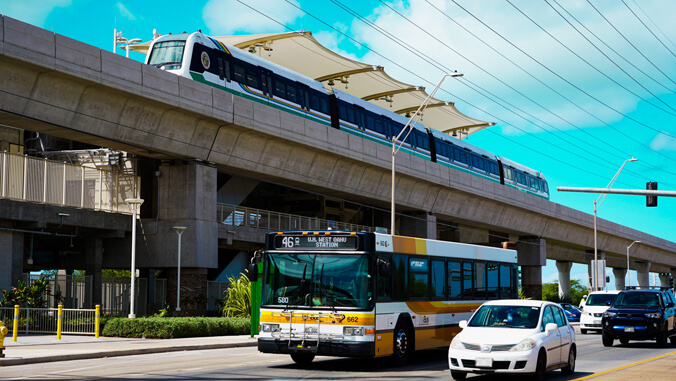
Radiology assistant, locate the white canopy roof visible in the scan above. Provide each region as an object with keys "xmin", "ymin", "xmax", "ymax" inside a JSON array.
[{"xmin": 132, "ymin": 31, "xmax": 493, "ymax": 137}]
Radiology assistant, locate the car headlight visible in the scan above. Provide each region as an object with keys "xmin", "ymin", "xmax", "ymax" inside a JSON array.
[
  {"xmin": 603, "ymin": 311, "xmax": 616, "ymax": 318},
  {"xmin": 450, "ymin": 337, "xmax": 465, "ymax": 350},
  {"xmin": 510, "ymin": 338, "xmax": 536, "ymax": 352},
  {"xmin": 645, "ymin": 312, "xmax": 662, "ymax": 319}
]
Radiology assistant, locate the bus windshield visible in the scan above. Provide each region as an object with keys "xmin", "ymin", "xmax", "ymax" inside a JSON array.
[
  {"xmin": 148, "ymin": 40, "xmax": 186, "ymax": 68},
  {"xmin": 262, "ymin": 253, "xmax": 372, "ymax": 310}
]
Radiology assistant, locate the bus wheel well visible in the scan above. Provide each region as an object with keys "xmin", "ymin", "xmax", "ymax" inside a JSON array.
[{"xmin": 395, "ymin": 314, "xmax": 415, "ymax": 352}]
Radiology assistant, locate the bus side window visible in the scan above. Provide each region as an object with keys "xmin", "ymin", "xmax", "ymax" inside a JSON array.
[
  {"xmin": 462, "ymin": 260, "xmax": 473, "ymax": 300},
  {"xmin": 474, "ymin": 261, "xmax": 486, "ymax": 299},
  {"xmin": 431, "ymin": 259, "xmax": 445, "ymax": 300},
  {"xmin": 376, "ymin": 257, "xmax": 392, "ymax": 301},
  {"xmin": 392, "ymin": 254, "xmax": 407, "ymax": 302},
  {"xmin": 448, "ymin": 260, "xmax": 461, "ymax": 300},
  {"xmin": 409, "ymin": 257, "xmax": 429, "ymax": 299},
  {"xmin": 487, "ymin": 262, "xmax": 499, "ymax": 299}
]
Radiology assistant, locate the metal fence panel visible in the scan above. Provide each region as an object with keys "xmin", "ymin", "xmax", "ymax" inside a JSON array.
[{"xmin": 0, "ymin": 307, "xmax": 96, "ymax": 335}]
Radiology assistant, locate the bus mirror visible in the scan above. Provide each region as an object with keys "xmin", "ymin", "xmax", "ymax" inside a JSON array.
[
  {"xmin": 247, "ymin": 263, "xmax": 258, "ymax": 282},
  {"xmin": 378, "ymin": 261, "xmax": 391, "ymax": 276}
]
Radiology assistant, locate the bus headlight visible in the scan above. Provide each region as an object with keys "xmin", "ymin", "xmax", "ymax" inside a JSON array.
[
  {"xmin": 344, "ymin": 327, "xmax": 364, "ymax": 336},
  {"xmin": 261, "ymin": 324, "xmax": 280, "ymax": 332}
]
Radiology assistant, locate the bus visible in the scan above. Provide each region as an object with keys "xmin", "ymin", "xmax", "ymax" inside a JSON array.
[{"xmin": 255, "ymin": 230, "xmax": 519, "ymax": 365}]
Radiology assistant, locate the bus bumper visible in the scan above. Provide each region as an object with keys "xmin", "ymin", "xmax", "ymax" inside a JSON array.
[{"xmin": 258, "ymin": 337, "xmax": 375, "ymax": 357}]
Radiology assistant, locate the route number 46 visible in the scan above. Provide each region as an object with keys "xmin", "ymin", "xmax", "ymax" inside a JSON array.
[{"xmin": 281, "ymin": 237, "xmax": 297, "ymax": 248}]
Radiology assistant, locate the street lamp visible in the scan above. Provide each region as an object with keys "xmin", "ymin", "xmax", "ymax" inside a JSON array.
[
  {"xmin": 626, "ymin": 240, "xmax": 640, "ymax": 287},
  {"xmin": 114, "ymin": 30, "xmax": 142, "ymax": 58},
  {"xmin": 593, "ymin": 158, "xmax": 637, "ymax": 291},
  {"xmin": 391, "ymin": 72, "xmax": 463, "ymax": 234},
  {"xmin": 125, "ymin": 198, "xmax": 144, "ymax": 319},
  {"xmin": 173, "ymin": 226, "xmax": 187, "ymax": 312}
]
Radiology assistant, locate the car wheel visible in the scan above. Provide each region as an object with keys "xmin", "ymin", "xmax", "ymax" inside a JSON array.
[
  {"xmin": 619, "ymin": 338, "xmax": 629, "ymax": 345},
  {"xmin": 391, "ymin": 320, "xmax": 412, "ymax": 366},
  {"xmin": 450, "ymin": 370, "xmax": 467, "ymax": 380},
  {"xmin": 290, "ymin": 352, "xmax": 315, "ymax": 366},
  {"xmin": 580, "ymin": 329, "xmax": 587, "ymax": 334},
  {"xmin": 561, "ymin": 346, "xmax": 576, "ymax": 375},
  {"xmin": 656, "ymin": 331, "xmax": 668, "ymax": 348},
  {"xmin": 602, "ymin": 331, "xmax": 614, "ymax": 347},
  {"xmin": 532, "ymin": 350, "xmax": 546, "ymax": 381}
]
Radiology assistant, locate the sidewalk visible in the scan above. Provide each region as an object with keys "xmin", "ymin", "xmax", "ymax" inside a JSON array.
[
  {"xmin": 573, "ymin": 351, "xmax": 676, "ymax": 381},
  {"xmin": 0, "ymin": 334, "xmax": 257, "ymax": 366}
]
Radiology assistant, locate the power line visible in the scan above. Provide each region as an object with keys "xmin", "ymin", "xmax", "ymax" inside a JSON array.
[{"xmin": 621, "ymin": 0, "xmax": 676, "ymax": 61}]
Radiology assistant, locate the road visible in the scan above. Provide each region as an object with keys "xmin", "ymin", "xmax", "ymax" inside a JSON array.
[{"xmin": 4, "ymin": 326, "xmax": 676, "ymax": 380}]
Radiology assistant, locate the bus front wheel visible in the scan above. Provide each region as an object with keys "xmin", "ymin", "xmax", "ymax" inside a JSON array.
[
  {"xmin": 391, "ymin": 320, "xmax": 412, "ymax": 366},
  {"xmin": 290, "ymin": 352, "xmax": 315, "ymax": 366}
]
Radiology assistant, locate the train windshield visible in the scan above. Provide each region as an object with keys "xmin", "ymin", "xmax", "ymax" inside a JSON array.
[
  {"xmin": 147, "ymin": 40, "xmax": 186, "ymax": 69},
  {"xmin": 262, "ymin": 253, "xmax": 372, "ymax": 310}
]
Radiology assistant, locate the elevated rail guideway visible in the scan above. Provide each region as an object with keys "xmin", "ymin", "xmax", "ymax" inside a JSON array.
[{"xmin": 0, "ymin": 16, "xmax": 675, "ymax": 300}]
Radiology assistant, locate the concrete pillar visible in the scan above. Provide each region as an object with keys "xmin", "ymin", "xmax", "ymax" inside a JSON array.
[
  {"xmin": 635, "ymin": 261, "xmax": 651, "ymax": 288},
  {"xmin": 659, "ymin": 273, "xmax": 670, "ymax": 288},
  {"xmin": 556, "ymin": 261, "xmax": 573, "ymax": 301},
  {"xmin": 0, "ymin": 230, "xmax": 24, "ymax": 296},
  {"xmin": 400, "ymin": 212, "xmax": 436, "ymax": 239},
  {"xmin": 516, "ymin": 238, "xmax": 546, "ymax": 300},
  {"xmin": 84, "ymin": 238, "xmax": 103, "ymax": 308},
  {"xmin": 613, "ymin": 268, "xmax": 627, "ymax": 291}
]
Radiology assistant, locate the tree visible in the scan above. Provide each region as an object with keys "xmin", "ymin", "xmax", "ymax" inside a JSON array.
[{"xmin": 542, "ymin": 280, "xmax": 588, "ymax": 305}]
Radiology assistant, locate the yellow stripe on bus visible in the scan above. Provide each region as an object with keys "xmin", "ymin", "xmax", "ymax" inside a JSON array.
[{"xmin": 406, "ymin": 301, "xmax": 482, "ymax": 315}]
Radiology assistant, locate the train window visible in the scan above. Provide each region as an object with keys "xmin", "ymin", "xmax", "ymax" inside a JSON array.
[
  {"xmin": 311, "ymin": 95, "xmax": 320, "ymax": 111},
  {"xmin": 287, "ymin": 85, "xmax": 297, "ymax": 103},
  {"xmin": 320, "ymin": 98, "xmax": 329, "ymax": 114},
  {"xmin": 471, "ymin": 155, "xmax": 485, "ymax": 171},
  {"xmin": 515, "ymin": 172, "xmax": 526, "ymax": 185},
  {"xmin": 274, "ymin": 81, "xmax": 286, "ymax": 98},
  {"xmin": 217, "ymin": 57, "xmax": 224, "ymax": 80},
  {"xmin": 246, "ymin": 71, "xmax": 259, "ymax": 88},
  {"xmin": 415, "ymin": 132, "xmax": 429, "ymax": 150},
  {"xmin": 503, "ymin": 167, "xmax": 513, "ymax": 180},
  {"xmin": 366, "ymin": 115, "xmax": 375, "ymax": 131},
  {"xmin": 541, "ymin": 180, "xmax": 548, "ymax": 193},
  {"xmin": 233, "ymin": 65, "xmax": 245, "ymax": 83},
  {"xmin": 489, "ymin": 161, "xmax": 499, "ymax": 175},
  {"xmin": 374, "ymin": 118, "xmax": 384, "ymax": 134},
  {"xmin": 455, "ymin": 149, "xmax": 469, "ymax": 165},
  {"xmin": 409, "ymin": 257, "xmax": 429, "ymax": 299},
  {"xmin": 339, "ymin": 105, "xmax": 348, "ymax": 120},
  {"xmin": 347, "ymin": 107, "xmax": 355, "ymax": 124},
  {"xmin": 448, "ymin": 260, "xmax": 461, "ymax": 300},
  {"xmin": 529, "ymin": 176, "xmax": 540, "ymax": 191}
]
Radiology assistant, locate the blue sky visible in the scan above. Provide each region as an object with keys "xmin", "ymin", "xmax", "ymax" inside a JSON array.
[{"xmin": 2, "ymin": 0, "xmax": 675, "ymax": 287}]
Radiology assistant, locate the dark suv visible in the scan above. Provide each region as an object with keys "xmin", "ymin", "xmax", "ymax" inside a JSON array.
[{"xmin": 601, "ymin": 288, "xmax": 676, "ymax": 347}]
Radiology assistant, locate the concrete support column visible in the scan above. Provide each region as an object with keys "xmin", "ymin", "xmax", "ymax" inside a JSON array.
[
  {"xmin": 400, "ymin": 212, "xmax": 436, "ymax": 239},
  {"xmin": 556, "ymin": 261, "xmax": 573, "ymax": 301},
  {"xmin": 659, "ymin": 273, "xmax": 670, "ymax": 288},
  {"xmin": 613, "ymin": 268, "xmax": 627, "ymax": 291},
  {"xmin": 147, "ymin": 268, "xmax": 157, "ymax": 314},
  {"xmin": 0, "ymin": 230, "xmax": 24, "ymax": 296},
  {"xmin": 635, "ymin": 261, "xmax": 651, "ymax": 288},
  {"xmin": 84, "ymin": 238, "xmax": 103, "ymax": 308},
  {"xmin": 516, "ymin": 238, "xmax": 546, "ymax": 300}
]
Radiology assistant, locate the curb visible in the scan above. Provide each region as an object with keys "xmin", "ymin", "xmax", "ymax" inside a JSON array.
[{"xmin": 0, "ymin": 341, "xmax": 257, "ymax": 367}]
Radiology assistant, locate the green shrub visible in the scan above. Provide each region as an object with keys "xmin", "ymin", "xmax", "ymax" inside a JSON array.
[
  {"xmin": 101, "ymin": 317, "xmax": 250, "ymax": 339},
  {"xmin": 222, "ymin": 272, "xmax": 251, "ymax": 318}
]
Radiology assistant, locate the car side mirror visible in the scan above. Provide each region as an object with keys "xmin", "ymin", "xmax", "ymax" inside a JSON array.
[
  {"xmin": 459, "ymin": 320, "xmax": 468, "ymax": 329},
  {"xmin": 545, "ymin": 322, "xmax": 558, "ymax": 336}
]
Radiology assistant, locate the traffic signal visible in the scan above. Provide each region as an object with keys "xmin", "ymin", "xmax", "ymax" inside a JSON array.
[{"xmin": 647, "ymin": 181, "xmax": 658, "ymax": 207}]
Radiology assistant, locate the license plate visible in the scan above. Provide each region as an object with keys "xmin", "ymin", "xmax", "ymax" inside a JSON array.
[
  {"xmin": 476, "ymin": 357, "xmax": 493, "ymax": 367},
  {"xmin": 624, "ymin": 327, "xmax": 635, "ymax": 332},
  {"xmin": 593, "ymin": 319, "xmax": 601, "ymax": 324}
]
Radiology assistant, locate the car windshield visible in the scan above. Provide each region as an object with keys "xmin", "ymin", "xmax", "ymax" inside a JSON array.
[
  {"xmin": 560, "ymin": 303, "xmax": 578, "ymax": 311},
  {"xmin": 585, "ymin": 293, "xmax": 617, "ymax": 306},
  {"xmin": 262, "ymin": 253, "xmax": 372, "ymax": 309},
  {"xmin": 614, "ymin": 292, "xmax": 661, "ymax": 308},
  {"xmin": 468, "ymin": 305, "xmax": 541, "ymax": 329}
]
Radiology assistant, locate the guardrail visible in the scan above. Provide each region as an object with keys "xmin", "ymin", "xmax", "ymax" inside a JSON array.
[
  {"xmin": 217, "ymin": 203, "xmax": 376, "ymax": 232},
  {"xmin": 0, "ymin": 151, "xmax": 140, "ymax": 214},
  {"xmin": 0, "ymin": 305, "xmax": 98, "ymax": 336}
]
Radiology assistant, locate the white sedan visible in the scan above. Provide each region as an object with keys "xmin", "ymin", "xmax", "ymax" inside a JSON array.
[{"xmin": 448, "ymin": 299, "xmax": 576, "ymax": 380}]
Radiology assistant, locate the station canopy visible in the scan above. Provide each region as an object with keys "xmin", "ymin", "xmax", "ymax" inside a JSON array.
[{"xmin": 133, "ymin": 31, "xmax": 493, "ymax": 138}]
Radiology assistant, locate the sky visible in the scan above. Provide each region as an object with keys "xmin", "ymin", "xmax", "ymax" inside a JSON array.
[{"xmin": 2, "ymin": 0, "xmax": 675, "ymax": 288}]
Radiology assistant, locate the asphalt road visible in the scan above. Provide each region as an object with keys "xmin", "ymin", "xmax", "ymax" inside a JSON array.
[{"xmin": 4, "ymin": 326, "xmax": 676, "ymax": 380}]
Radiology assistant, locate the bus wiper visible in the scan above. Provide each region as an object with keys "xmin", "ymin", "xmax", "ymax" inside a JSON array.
[{"xmin": 284, "ymin": 263, "xmax": 307, "ymax": 311}]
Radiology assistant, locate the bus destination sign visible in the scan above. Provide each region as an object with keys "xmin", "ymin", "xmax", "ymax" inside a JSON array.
[{"xmin": 274, "ymin": 235, "xmax": 358, "ymax": 250}]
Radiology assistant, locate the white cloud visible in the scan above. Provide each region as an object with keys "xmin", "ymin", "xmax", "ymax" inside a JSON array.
[
  {"xmin": 650, "ymin": 132, "xmax": 676, "ymax": 151},
  {"xmin": 116, "ymin": 2, "xmax": 137, "ymax": 21},
  {"xmin": 0, "ymin": 0, "xmax": 71, "ymax": 27},
  {"xmin": 202, "ymin": 0, "xmax": 303, "ymax": 35}
]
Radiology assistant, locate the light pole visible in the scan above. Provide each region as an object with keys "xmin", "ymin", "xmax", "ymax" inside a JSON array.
[
  {"xmin": 626, "ymin": 240, "xmax": 641, "ymax": 287},
  {"xmin": 114, "ymin": 30, "xmax": 142, "ymax": 58},
  {"xmin": 125, "ymin": 198, "xmax": 144, "ymax": 319},
  {"xmin": 173, "ymin": 226, "xmax": 187, "ymax": 312},
  {"xmin": 593, "ymin": 158, "xmax": 637, "ymax": 291},
  {"xmin": 391, "ymin": 72, "xmax": 463, "ymax": 234}
]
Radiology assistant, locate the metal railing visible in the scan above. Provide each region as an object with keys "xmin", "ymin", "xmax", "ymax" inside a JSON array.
[
  {"xmin": 0, "ymin": 306, "xmax": 97, "ymax": 335},
  {"xmin": 0, "ymin": 151, "xmax": 140, "ymax": 214},
  {"xmin": 217, "ymin": 203, "xmax": 375, "ymax": 232}
]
